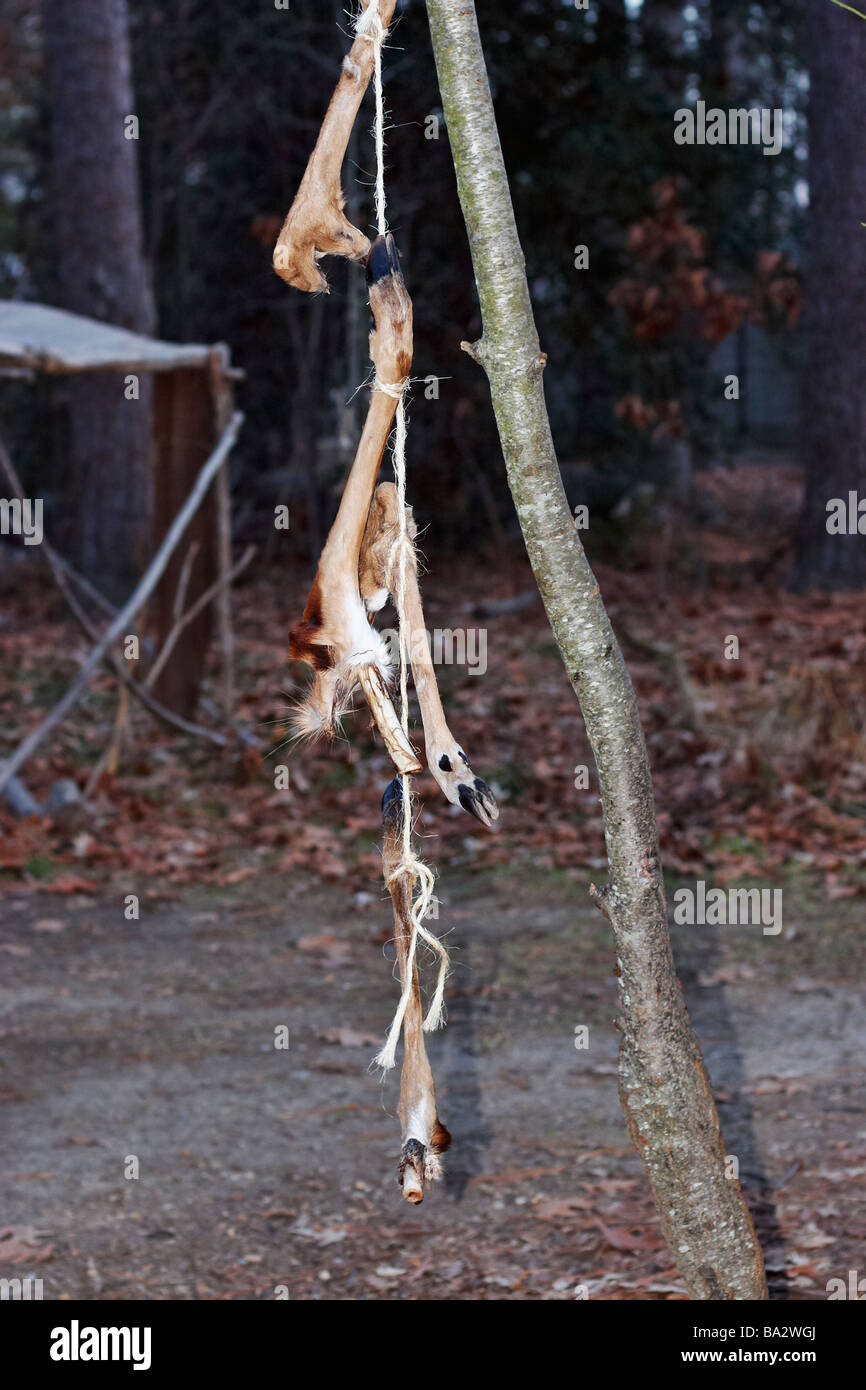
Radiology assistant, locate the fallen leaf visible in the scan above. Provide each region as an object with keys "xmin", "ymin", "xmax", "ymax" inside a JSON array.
[
  {"xmin": 297, "ymin": 932, "xmax": 351, "ymax": 965},
  {"xmin": 532, "ymin": 1195, "xmax": 593, "ymax": 1221},
  {"xmin": 318, "ymin": 1027, "xmax": 380, "ymax": 1047},
  {"xmin": 698, "ymin": 963, "xmax": 756, "ymax": 987},
  {"xmin": 594, "ymin": 1218, "xmax": 657, "ymax": 1252},
  {"xmin": 0, "ymin": 1226, "xmax": 54, "ymax": 1263}
]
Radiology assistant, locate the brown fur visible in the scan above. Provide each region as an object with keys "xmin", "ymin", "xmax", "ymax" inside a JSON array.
[{"xmin": 431, "ymin": 1119, "xmax": 452, "ymax": 1154}]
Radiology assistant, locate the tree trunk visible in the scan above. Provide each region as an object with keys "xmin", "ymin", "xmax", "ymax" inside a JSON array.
[
  {"xmin": 425, "ymin": 0, "xmax": 767, "ymax": 1301},
  {"xmin": 42, "ymin": 0, "xmax": 156, "ymax": 598},
  {"xmin": 794, "ymin": 2, "xmax": 866, "ymax": 590}
]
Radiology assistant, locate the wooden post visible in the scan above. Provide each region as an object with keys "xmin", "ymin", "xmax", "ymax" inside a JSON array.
[
  {"xmin": 209, "ymin": 345, "xmax": 237, "ymax": 719},
  {"xmin": 151, "ymin": 366, "xmax": 217, "ymax": 716}
]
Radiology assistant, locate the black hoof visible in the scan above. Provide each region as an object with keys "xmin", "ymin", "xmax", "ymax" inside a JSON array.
[
  {"xmin": 457, "ymin": 776, "xmax": 499, "ymax": 828},
  {"xmin": 366, "ymin": 231, "xmax": 403, "ymax": 286},
  {"xmin": 381, "ymin": 775, "xmax": 405, "ymax": 827}
]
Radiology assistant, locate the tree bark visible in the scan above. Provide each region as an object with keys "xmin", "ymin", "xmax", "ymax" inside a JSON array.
[
  {"xmin": 426, "ymin": 0, "xmax": 767, "ymax": 1301},
  {"xmin": 794, "ymin": 2, "xmax": 866, "ymax": 589},
  {"xmin": 41, "ymin": 0, "xmax": 156, "ymax": 597}
]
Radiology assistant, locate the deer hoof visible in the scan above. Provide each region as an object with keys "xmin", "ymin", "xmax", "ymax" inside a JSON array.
[{"xmin": 457, "ymin": 777, "xmax": 499, "ymax": 828}]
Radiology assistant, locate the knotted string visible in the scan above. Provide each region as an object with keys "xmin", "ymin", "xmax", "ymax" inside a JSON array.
[
  {"xmin": 354, "ymin": 3, "xmax": 450, "ymax": 1071},
  {"xmin": 373, "ymin": 383, "xmax": 449, "ymax": 1072}
]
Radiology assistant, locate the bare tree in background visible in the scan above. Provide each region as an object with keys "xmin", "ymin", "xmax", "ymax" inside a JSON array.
[
  {"xmin": 426, "ymin": 0, "xmax": 767, "ymax": 1299},
  {"xmin": 795, "ymin": 1, "xmax": 866, "ymax": 590},
  {"xmin": 41, "ymin": 0, "xmax": 155, "ymax": 595}
]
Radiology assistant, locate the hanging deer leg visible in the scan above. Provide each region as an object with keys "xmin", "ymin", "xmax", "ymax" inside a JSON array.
[
  {"xmin": 360, "ymin": 483, "xmax": 499, "ymax": 826},
  {"xmin": 382, "ymin": 778, "xmax": 451, "ymax": 1203},
  {"xmin": 290, "ymin": 235, "xmax": 422, "ymax": 775},
  {"xmin": 272, "ymin": 0, "xmax": 397, "ymax": 293}
]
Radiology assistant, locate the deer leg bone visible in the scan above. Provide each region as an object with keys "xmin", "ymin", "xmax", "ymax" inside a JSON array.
[
  {"xmin": 289, "ymin": 235, "xmax": 421, "ymax": 775},
  {"xmin": 360, "ymin": 483, "xmax": 499, "ymax": 827},
  {"xmin": 382, "ymin": 778, "xmax": 451, "ymax": 1203},
  {"xmin": 272, "ymin": 0, "xmax": 398, "ymax": 293}
]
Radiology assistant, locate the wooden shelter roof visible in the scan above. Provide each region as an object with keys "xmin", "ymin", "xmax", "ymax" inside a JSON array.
[{"xmin": 0, "ymin": 301, "xmax": 213, "ymax": 374}]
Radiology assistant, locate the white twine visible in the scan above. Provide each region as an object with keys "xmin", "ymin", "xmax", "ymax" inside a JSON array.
[
  {"xmin": 372, "ymin": 376, "xmax": 406, "ymax": 399},
  {"xmin": 355, "ymin": 2, "xmax": 450, "ymax": 1070},
  {"xmin": 353, "ymin": 0, "xmax": 387, "ymax": 237},
  {"xmin": 373, "ymin": 388, "xmax": 450, "ymax": 1072}
]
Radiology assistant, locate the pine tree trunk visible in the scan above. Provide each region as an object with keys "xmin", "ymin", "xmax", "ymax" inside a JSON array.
[
  {"xmin": 42, "ymin": 0, "xmax": 156, "ymax": 597},
  {"xmin": 426, "ymin": 0, "xmax": 767, "ymax": 1300},
  {"xmin": 794, "ymin": 3, "xmax": 866, "ymax": 589}
]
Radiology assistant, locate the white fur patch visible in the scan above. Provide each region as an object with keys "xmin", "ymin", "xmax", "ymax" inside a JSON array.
[
  {"xmin": 364, "ymin": 587, "xmax": 389, "ymax": 613},
  {"xmin": 343, "ymin": 603, "xmax": 391, "ymax": 677}
]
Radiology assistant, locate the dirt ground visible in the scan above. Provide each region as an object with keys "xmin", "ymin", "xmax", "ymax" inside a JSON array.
[{"xmin": 1, "ymin": 863, "xmax": 863, "ymax": 1301}]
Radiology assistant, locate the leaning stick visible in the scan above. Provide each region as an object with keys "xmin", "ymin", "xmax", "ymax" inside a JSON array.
[
  {"xmin": 0, "ymin": 433, "xmax": 230, "ymax": 750},
  {"xmin": 57, "ymin": 556, "xmax": 229, "ymax": 751},
  {"xmin": 381, "ymin": 778, "xmax": 451, "ymax": 1203},
  {"xmin": 0, "ymin": 412, "xmax": 243, "ymax": 797},
  {"xmin": 209, "ymin": 345, "xmax": 237, "ymax": 718},
  {"xmin": 146, "ymin": 545, "xmax": 256, "ymax": 691},
  {"xmin": 57, "ymin": 566, "xmax": 229, "ymax": 752},
  {"xmin": 3, "ymin": 775, "xmax": 43, "ymax": 819},
  {"xmin": 172, "ymin": 540, "xmax": 200, "ymax": 632},
  {"xmin": 53, "ymin": 552, "xmax": 118, "ymax": 619}
]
